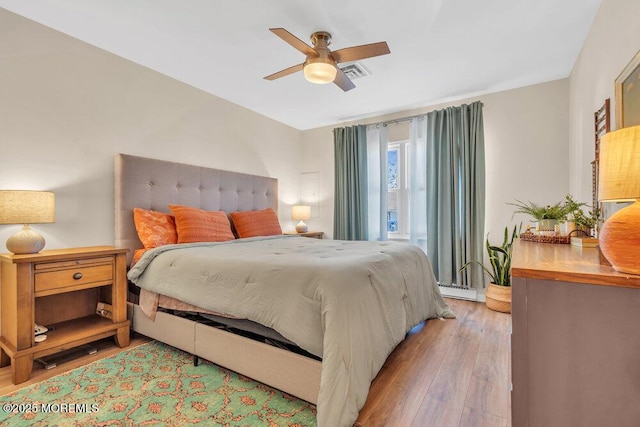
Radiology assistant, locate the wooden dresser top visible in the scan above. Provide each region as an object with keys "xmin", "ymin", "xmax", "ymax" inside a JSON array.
[{"xmin": 512, "ymin": 239, "xmax": 640, "ymax": 289}]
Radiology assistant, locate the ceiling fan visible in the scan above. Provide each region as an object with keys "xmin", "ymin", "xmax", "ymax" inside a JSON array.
[{"xmin": 264, "ymin": 28, "xmax": 390, "ymax": 92}]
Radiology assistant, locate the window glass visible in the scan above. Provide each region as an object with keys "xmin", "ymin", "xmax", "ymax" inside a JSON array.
[
  {"xmin": 387, "ymin": 143, "xmax": 408, "ymax": 235},
  {"xmin": 387, "ymin": 191, "xmax": 398, "ymax": 232},
  {"xmin": 387, "ymin": 210, "xmax": 398, "ymax": 232},
  {"xmin": 387, "ymin": 148, "xmax": 398, "ymax": 189}
]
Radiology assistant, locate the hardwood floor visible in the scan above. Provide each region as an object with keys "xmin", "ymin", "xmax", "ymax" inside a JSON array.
[
  {"xmin": 356, "ymin": 298, "xmax": 512, "ymax": 427},
  {"xmin": 0, "ymin": 299, "xmax": 510, "ymax": 427}
]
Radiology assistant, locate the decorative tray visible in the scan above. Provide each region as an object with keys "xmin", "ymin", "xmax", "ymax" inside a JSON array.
[{"xmin": 519, "ymin": 231, "xmax": 570, "ymax": 244}]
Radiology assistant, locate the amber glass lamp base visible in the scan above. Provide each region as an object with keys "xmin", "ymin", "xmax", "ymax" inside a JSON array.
[{"xmin": 599, "ymin": 200, "xmax": 640, "ymax": 275}]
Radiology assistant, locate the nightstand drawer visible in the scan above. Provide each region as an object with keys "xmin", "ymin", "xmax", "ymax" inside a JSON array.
[
  {"xmin": 35, "ymin": 264, "xmax": 113, "ymax": 293},
  {"xmin": 34, "ymin": 256, "xmax": 114, "ymax": 271}
]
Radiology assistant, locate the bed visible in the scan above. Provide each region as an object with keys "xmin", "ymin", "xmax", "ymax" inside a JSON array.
[{"xmin": 115, "ymin": 153, "xmax": 454, "ymax": 427}]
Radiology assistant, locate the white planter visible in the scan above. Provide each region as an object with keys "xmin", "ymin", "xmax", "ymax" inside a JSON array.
[{"xmin": 537, "ymin": 219, "xmax": 558, "ymax": 231}]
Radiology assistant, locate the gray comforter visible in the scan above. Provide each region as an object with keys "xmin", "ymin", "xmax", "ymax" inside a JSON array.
[{"xmin": 128, "ymin": 235, "xmax": 454, "ymax": 427}]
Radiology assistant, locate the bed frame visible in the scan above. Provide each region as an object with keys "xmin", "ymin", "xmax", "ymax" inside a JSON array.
[{"xmin": 115, "ymin": 153, "xmax": 321, "ymax": 404}]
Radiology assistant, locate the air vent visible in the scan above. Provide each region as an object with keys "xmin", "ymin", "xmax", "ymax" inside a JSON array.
[{"xmin": 339, "ymin": 62, "xmax": 370, "ymax": 80}]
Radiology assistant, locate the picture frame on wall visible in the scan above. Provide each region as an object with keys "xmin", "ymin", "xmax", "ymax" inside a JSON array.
[{"xmin": 614, "ymin": 49, "xmax": 640, "ymax": 129}]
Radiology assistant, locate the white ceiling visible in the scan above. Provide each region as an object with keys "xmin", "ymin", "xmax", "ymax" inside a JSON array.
[{"xmin": 0, "ymin": 0, "xmax": 601, "ymax": 130}]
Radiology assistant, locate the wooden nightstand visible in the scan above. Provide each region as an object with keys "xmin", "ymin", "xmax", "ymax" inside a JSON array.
[
  {"xmin": 0, "ymin": 246, "xmax": 130, "ymax": 384},
  {"xmin": 298, "ymin": 231, "xmax": 323, "ymax": 239}
]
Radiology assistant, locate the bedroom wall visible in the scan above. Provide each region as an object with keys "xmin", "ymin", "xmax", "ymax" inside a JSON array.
[
  {"xmin": 0, "ymin": 9, "xmax": 304, "ymax": 250},
  {"xmin": 568, "ymin": 0, "xmax": 640, "ymax": 203},
  {"xmin": 301, "ymin": 78, "xmax": 571, "ymax": 245}
]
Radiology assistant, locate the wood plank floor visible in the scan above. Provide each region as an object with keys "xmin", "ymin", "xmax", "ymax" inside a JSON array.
[
  {"xmin": 355, "ymin": 298, "xmax": 511, "ymax": 427},
  {"xmin": 0, "ymin": 299, "xmax": 511, "ymax": 427}
]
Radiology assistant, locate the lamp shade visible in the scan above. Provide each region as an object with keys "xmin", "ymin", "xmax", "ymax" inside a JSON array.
[
  {"xmin": 292, "ymin": 205, "xmax": 311, "ymax": 233},
  {"xmin": 291, "ymin": 205, "xmax": 311, "ymax": 221},
  {"xmin": 597, "ymin": 125, "xmax": 640, "ymax": 275},
  {"xmin": 0, "ymin": 190, "xmax": 55, "ymax": 224},
  {"xmin": 598, "ymin": 126, "xmax": 640, "ymax": 201}
]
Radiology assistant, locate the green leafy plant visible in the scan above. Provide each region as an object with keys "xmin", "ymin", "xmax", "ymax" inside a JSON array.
[
  {"xmin": 562, "ymin": 194, "xmax": 587, "ymax": 219},
  {"xmin": 461, "ymin": 225, "xmax": 519, "ymax": 286},
  {"xmin": 571, "ymin": 207, "xmax": 600, "ymax": 230},
  {"xmin": 508, "ymin": 199, "xmax": 568, "ymax": 221},
  {"xmin": 562, "ymin": 194, "xmax": 599, "ymax": 231}
]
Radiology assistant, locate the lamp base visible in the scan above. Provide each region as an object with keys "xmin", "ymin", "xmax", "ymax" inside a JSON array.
[
  {"xmin": 295, "ymin": 221, "xmax": 308, "ymax": 233},
  {"xmin": 6, "ymin": 224, "xmax": 46, "ymax": 254},
  {"xmin": 599, "ymin": 200, "xmax": 640, "ymax": 275}
]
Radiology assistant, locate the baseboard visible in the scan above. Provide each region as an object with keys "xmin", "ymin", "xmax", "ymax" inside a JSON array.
[{"xmin": 439, "ymin": 286, "xmax": 479, "ymax": 302}]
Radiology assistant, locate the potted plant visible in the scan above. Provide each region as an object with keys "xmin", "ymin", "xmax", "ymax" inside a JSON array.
[
  {"xmin": 461, "ymin": 225, "xmax": 519, "ymax": 313},
  {"xmin": 560, "ymin": 194, "xmax": 586, "ymax": 235},
  {"xmin": 507, "ymin": 199, "xmax": 567, "ymax": 231},
  {"xmin": 562, "ymin": 194, "xmax": 600, "ymax": 236}
]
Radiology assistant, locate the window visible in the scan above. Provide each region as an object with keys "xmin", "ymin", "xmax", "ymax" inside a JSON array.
[{"xmin": 387, "ymin": 141, "xmax": 409, "ymax": 238}]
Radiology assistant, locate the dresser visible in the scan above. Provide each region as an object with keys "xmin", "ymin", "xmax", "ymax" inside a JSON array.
[
  {"xmin": 0, "ymin": 246, "xmax": 130, "ymax": 384},
  {"xmin": 511, "ymin": 240, "xmax": 640, "ymax": 426}
]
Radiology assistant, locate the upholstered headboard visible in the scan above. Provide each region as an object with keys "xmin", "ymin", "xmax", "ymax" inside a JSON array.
[{"xmin": 115, "ymin": 153, "xmax": 278, "ymax": 264}]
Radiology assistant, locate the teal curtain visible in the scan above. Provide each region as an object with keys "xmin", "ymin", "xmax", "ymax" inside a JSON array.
[
  {"xmin": 426, "ymin": 102, "xmax": 485, "ymax": 288},
  {"xmin": 333, "ymin": 125, "xmax": 368, "ymax": 240}
]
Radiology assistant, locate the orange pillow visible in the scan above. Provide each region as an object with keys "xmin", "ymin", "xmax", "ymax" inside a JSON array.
[
  {"xmin": 131, "ymin": 248, "xmax": 148, "ymax": 267},
  {"xmin": 169, "ymin": 204, "xmax": 235, "ymax": 243},
  {"xmin": 133, "ymin": 208, "xmax": 178, "ymax": 249},
  {"xmin": 230, "ymin": 208, "xmax": 282, "ymax": 238}
]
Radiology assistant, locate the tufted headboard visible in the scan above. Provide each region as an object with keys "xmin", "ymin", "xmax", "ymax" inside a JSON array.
[{"xmin": 115, "ymin": 153, "xmax": 278, "ymax": 265}]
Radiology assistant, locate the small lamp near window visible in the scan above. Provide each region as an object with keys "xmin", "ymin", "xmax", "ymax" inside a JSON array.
[
  {"xmin": 291, "ymin": 205, "xmax": 311, "ymax": 233},
  {"xmin": 598, "ymin": 125, "xmax": 640, "ymax": 275},
  {"xmin": 0, "ymin": 190, "xmax": 55, "ymax": 254}
]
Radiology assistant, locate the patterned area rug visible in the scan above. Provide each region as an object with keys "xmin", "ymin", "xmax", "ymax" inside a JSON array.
[{"xmin": 0, "ymin": 341, "xmax": 317, "ymax": 426}]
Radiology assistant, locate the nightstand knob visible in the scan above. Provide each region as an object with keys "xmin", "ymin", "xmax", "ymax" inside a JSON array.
[{"xmin": 73, "ymin": 272, "xmax": 83, "ymax": 280}]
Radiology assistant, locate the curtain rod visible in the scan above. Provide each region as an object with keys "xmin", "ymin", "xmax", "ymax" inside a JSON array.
[
  {"xmin": 366, "ymin": 114, "xmax": 425, "ymax": 129},
  {"xmin": 382, "ymin": 115, "xmax": 425, "ymax": 126},
  {"xmin": 368, "ymin": 100, "xmax": 483, "ymax": 128}
]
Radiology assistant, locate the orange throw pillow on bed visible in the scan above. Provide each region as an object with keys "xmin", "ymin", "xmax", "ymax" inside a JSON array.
[
  {"xmin": 133, "ymin": 208, "xmax": 178, "ymax": 249},
  {"xmin": 169, "ymin": 204, "xmax": 235, "ymax": 243},
  {"xmin": 131, "ymin": 248, "xmax": 148, "ymax": 267},
  {"xmin": 230, "ymin": 208, "xmax": 282, "ymax": 238}
]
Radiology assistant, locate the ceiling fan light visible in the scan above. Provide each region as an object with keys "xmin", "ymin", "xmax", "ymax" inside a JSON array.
[{"xmin": 303, "ymin": 62, "xmax": 337, "ymax": 84}]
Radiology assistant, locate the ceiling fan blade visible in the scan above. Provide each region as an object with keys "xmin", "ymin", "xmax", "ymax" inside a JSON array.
[
  {"xmin": 264, "ymin": 63, "xmax": 304, "ymax": 81},
  {"xmin": 331, "ymin": 41, "xmax": 390, "ymax": 64},
  {"xmin": 269, "ymin": 28, "xmax": 317, "ymax": 56},
  {"xmin": 333, "ymin": 67, "xmax": 356, "ymax": 92}
]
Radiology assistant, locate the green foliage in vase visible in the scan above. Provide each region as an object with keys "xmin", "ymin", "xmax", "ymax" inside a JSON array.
[
  {"xmin": 562, "ymin": 194, "xmax": 587, "ymax": 217},
  {"xmin": 562, "ymin": 194, "xmax": 600, "ymax": 230},
  {"xmin": 572, "ymin": 207, "xmax": 600, "ymax": 230},
  {"xmin": 508, "ymin": 194, "xmax": 600, "ymax": 229},
  {"xmin": 507, "ymin": 199, "xmax": 568, "ymax": 221}
]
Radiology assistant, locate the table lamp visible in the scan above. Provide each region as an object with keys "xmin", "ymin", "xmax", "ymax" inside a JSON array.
[
  {"xmin": 598, "ymin": 125, "xmax": 640, "ymax": 275},
  {"xmin": 0, "ymin": 190, "xmax": 55, "ymax": 254},
  {"xmin": 291, "ymin": 205, "xmax": 311, "ymax": 233}
]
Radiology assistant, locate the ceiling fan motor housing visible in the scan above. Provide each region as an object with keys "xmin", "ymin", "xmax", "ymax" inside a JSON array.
[{"xmin": 310, "ymin": 31, "xmax": 332, "ymax": 47}]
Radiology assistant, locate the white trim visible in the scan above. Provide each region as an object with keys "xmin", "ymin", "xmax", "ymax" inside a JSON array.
[{"xmin": 439, "ymin": 286, "xmax": 480, "ymax": 302}]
